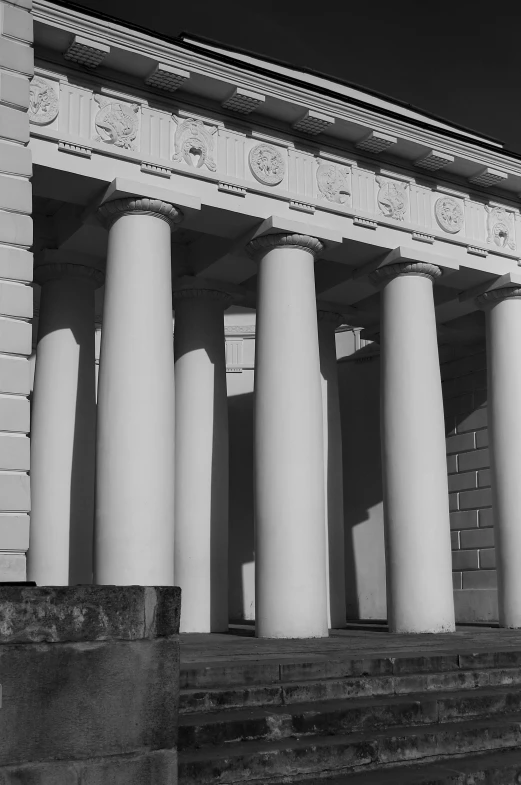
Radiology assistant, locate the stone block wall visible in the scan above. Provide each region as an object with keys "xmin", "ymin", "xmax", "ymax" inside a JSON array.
[
  {"xmin": 0, "ymin": 585, "xmax": 181, "ymax": 783},
  {"xmin": 441, "ymin": 341, "xmax": 497, "ymax": 622},
  {"xmin": 0, "ymin": 0, "xmax": 33, "ymax": 580}
]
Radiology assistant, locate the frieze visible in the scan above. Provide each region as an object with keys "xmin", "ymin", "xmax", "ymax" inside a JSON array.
[
  {"xmin": 316, "ymin": 163, "xmax": 350, "ymax": 204},
  {"xmin": 249, "ymin": 143, "xmax": 285, "ymax": 185},
  {"xmin": 376, "ymin": 176, "xmax": 408, "ymax": 221},
  {"xmin": 485, "ymin": 206, "xmax": 516, "ymax": 250},
  {"xmin": 29, "ymin": 77, "xmax": 59, "ymax": 125},
  {"xmin": 173, "ymin": 118, "xmax": 217, "ymax": 171},
  {"xmin": 94, "ymin": 96, "xmax": 139, "ymax": 150},
  {"xmin": 434, "ymin": 196, "xmax": 464, "ymax": 234}
]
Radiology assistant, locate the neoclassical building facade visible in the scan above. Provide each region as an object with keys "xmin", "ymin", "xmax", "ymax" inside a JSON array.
[{"xmin": 2, "ymin": 0, "xmax": 521, "ymax": 636}]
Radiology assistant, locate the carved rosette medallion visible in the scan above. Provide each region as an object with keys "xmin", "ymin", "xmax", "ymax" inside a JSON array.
[
  {"xmin": 249, "ymin": 143, "xmax": 285, "ymax": 185},
  {"xmin": 28, "ymin": 77, "xmax": 59, "ymax": 125},
  {"xmin": 435, "ymin": 196, "xmax": 464, "ymax": 234},
  {"xmin": 94, "ymin": 96, "xmax": 139, "ymax": 150},
  {"xmin": 485, "ymin": 206, "xmax": 516, "ymax": 250},
  {"xmin": 316, "ymin": 163, "xmax": 350, "ymax": 204},
  {"xmin": 173, "ymin": 118, "xmax": 217, "ymax": 171},
  {"xmin": 376, "ymin": 176, "xmax": 408, "ymax": 221}
]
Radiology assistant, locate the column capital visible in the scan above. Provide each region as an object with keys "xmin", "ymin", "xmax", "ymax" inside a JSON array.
[
  {"xmin": 172, "ymin": 276, "xmax": 239, "ymax": 307},
  {"xmin": 97, "ymin": 197, "xmax": 183, "ymax": 230},
  {"xmin": 34, "ymin": 262, "xmax": 105, "ymax": 288},
  {"xmin": 247, "ymin": 232, "xmax": 325, "ymax": 260},
  {"xmin": 370, "ymin": 261, "xmax": 442, "ymax": 286},
  {"xmin": 476, "ymin": 286, "xmax": 521, "ymax": 308}
]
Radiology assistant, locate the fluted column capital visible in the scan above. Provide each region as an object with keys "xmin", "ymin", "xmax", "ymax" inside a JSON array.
[
  {"xmin": 34, "ymin": 262, "xmax": 105, "ymax": 288},
  {"xmin": 476, "ymin": 286, "xmax": 521, "ymax": 308},
  {"xmin": 247, "ymin": 232, "xmax": 325, "ymax": 260},
  {"xmin": 97, "ymin": 197, "xmax": 183, "ymax": 230},
  {"xmin": 370, "ymin": 261, "xmax": 442, "ymax": 287}
]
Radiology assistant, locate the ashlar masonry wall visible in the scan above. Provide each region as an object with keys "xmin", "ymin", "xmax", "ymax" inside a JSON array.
[
  {"xmin": 0, "ymin": 0, "xmax": 33, "ymax": 580},
  {"xmin": 441, "ymin": 340, "xmax": 497, "ymax": 622}
]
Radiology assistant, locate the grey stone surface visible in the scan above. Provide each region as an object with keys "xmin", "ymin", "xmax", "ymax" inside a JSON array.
[{"xmin": 0, "ymin": 585, "xmax": 180, "ymax": 643}]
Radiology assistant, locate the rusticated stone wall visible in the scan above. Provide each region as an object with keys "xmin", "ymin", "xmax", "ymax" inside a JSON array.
[
  {"xmin": 440, "ymin": 341, "xmax": 497, "ymax": 622},
  {"xmin": 0, "ymin": 0, "xmax": 34, "ymax": 580},
  {"xmin": 0, "ymin": 585, "xmax": 181, "ymax": 784}
]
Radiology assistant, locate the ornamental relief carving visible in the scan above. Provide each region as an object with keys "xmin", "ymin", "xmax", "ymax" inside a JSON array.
[
  {"xmin": 29, "ymin": 77, "xmax": 59, "ymax": 125},
  {"xmin": 316, "ymin": 163, "xmax": 350, "ymax": 204},
  {"xmin": 485, "ymin": 206, "xmax": 516, "ymax": 250},
  {"xmin": 94, "ymin": 96, "xmax": 139, "ymax": 150},
  {"xmin": 434, "ymin": 196, "xmax": 464, "ymax": 234},
  {"xmin": 249, "ymin": 143, "xmax": 285, "ymax": 185},
  {"xmin": 376, "ymin": 176, "xmax": 408, "ymax": 221},
  {"xmin": 173, "ymin": 118, "xmax": 217, "ymax": 171}
]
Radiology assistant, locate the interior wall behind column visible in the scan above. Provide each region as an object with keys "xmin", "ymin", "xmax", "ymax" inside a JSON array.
[{"xmin": 336, "ymin": 331, "xmax": 386, "ymax": 621}]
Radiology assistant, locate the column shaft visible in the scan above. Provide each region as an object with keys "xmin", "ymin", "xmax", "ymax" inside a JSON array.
[
  {"xmin": 173, "ymin": 287, "xmax": 230, "ymax": 632},
  {"xmin": 377, "ymin": 263, "xmax": 455, "ymax": 633},
  {"xmin": 28, "ymin": 265, "xmax": 99, "ymax": 586},
  {"xmin": 318, "ymin": 313, "xmax": 347, "ymax": 629},
  {"xmin": 482, "ymin": 289, "xmax": 521, "ymax": 627},
  {"xmin": 250, "ymin": 234, "xmax": 328, "ymax": 638},
  {"xmin": 94, "ymin": 199, "xmax": 179, "ymax": 585}
]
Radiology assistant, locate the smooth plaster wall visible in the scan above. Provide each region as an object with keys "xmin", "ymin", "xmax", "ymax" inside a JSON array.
[{"xmin": 0, "ymin": 0, "xmax": 33, "ymax": 581}]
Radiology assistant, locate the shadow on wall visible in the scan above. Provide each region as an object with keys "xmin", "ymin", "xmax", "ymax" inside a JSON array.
[
  {"xmin": 338, "ymin": 348, "xmax": 386, "ymax": 621},
  {"xmin": 228, "ymin": 387, "xmax": 255, "ymax": 622}
]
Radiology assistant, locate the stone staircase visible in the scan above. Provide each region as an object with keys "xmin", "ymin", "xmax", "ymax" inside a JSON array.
[{"xmin": 178, "ymin": 648, "xmax": 521, "ymax": 784}]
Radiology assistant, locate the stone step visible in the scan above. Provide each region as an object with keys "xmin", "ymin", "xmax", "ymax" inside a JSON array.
[
  {"xmin": 180, "ymin": 664, "xmax": 521, "ymax": 713},
  {"xmin": 178, "ymin": 685, "xmax": 521, "ymax": 750},
  {"xmin": 180, "ymin": 649, "xmax": 521, "ymax": 690},
  {"xmin": 178, "ymin": 714, "xmax": 521, "ymax": 784},
  {"xmin": 242, "ymin": 749, "xmax": 521, "ymax": 784}
]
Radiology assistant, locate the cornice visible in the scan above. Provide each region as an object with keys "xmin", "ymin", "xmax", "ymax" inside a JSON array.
[{"xmin": 33, "ymin": 1, "xmax": 521, "ymax": 187}]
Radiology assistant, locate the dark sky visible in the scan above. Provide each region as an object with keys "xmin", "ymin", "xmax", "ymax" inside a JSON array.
[{"xmin": 73, "ymin": 0, "xmax": 521, "ymax": 154}]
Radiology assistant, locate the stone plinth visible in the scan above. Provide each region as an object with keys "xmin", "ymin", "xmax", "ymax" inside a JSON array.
[{"xmin": 0, "ymin": 585, "xmax": 181, "ymax": 784}]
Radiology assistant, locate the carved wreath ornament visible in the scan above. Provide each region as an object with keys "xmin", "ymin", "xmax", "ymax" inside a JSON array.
[
  {"xmin": 316, "ymin": 163, "xmax": 350, "ymax": 204},
  {"xmin": 173, "ymin": 118, "xmax": 217, "ymax": 171},
  {"xmin": 28, "ymin": 77, "xmax": 59, "ymax": 125},
  {"xmin": 486, "ymin": 206, "xmax": 516, "ymax": 251},
  {"xmin": 94, "ymin": 96, "xmax": 139, "ymax": 150},
  {"xmin": 249, "ymin": 143, "xmax": 285, "ymax": 185},
  {"xmin": 435, "ymin": 196, "xmax": 464, "ymax": 234},
  {"xmin": 376, "ymin": 176, "xmax": 408, "ymax": 221}
]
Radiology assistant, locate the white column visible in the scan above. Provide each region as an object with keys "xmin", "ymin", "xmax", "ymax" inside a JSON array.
[
  {"xmin": 248, "ymin": 233, "xmax": 328, "ymax": 639},
  {"xmin": 478, "ymin": 287, "xmax": 521, "ymax": 627},
  {"xmin": 317, "ymin": 306, "xmax": 347, "ymax": 629},
  {"xmin": 172, "ymin": 278, "xmax": 231, "ymax": 632},
  {"xmin": 28, "ymin": 262, "xmax": 102, "ymax": 586},
  {"xmin": 94, "ymin": 198, "xmax": 180, "ymax": 586},
  {"xmin": 372, "ymin": 261, "xmax": 455, "ymax": 634}
]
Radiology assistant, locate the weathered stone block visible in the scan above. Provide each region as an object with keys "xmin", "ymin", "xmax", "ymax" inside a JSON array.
[
  {"xmin": 460, "ymin": 528, "xmax": 494, "ymax": 550},
  {"xmin": 0, "ymin": 513, "xmax": 28, "ymax": 549},
  {"xmin": 450, "ymin": 510, "xmax": 478, "ymax": 530},
  {"xmin": 0, "ymin": 433, "xmax": 29, "ymax": 469},
  {"xmin": 0, "ymin": 317, "xmax": 31, "ymax": 355},
  {"xmin": 452, "ymin": 549, "xmax": 479, "ymax": 571},
  {"xmin": 446, "ymin": 432, "xmax": 475, "ymax": 455},
  {"xmin": 457, "ymin": 406, "xmax": 488, "ymax": 433},
  {"xmin": 0, "ymin": 211, "xmax": 32, "ymax": 247},
  {"xmin": 0, "ymin": 471, "xmax": 29, "ymax": 510},
  {"xmin": 0, "ymin": 71, "xmax": 29, "ymax": 110},
  {"xmin": 459, "ymin": 487, "xmax": 492, "ymax": 510},
  {"xmin": 0, "ymin": 3, "xmax": 33, "ymax": 42},
  {"xmin": 0, "ymin": 246, "xmax": 32, "ymax": 281},
  {"xmin": 463, "ymin": 569, "xmax": 497, "ymax": 589},
  {"xmin": 458, "ymin": 447, "xmax": 490, "ymax": 472},
  {"xmin": 0, "ymin": 585, "xmax": 181, "ymax": 643},
  {"xmin": 0, "ymin": 36, "xmax": 32, "ymax": 75},
  {"xmin": 0, "ymin": 176, "xmax": 31, "ymax": 214},
  {"xmin": 448, "ymin": 471, "xmax": 477, "ymax": 493},
  {"xmin": 0, "ymin": 281, "xmax": 32, "ymax": 318},
  {"xmin": 0, "ymin": 355, "xmax": 30, "ymax": 395},
  {"xmin": 0, "ymin": 106, "xmax": 29, "ymax": 144},
  {"xmin": 0, "ymin": 550, "xmax": 25, "ymax": 581},
  {"xmin": 0, "ymin": 141, "xmax": 31, "ymax": 177},
  {"xmin": 0, "ymin": 394, "xmax": 28, "ymax": 432}
]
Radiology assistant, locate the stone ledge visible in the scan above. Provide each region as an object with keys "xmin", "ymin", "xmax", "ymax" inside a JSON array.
[{"xmin": 0, "ymin": 585, "xmax": 181, "ymax": 643}]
